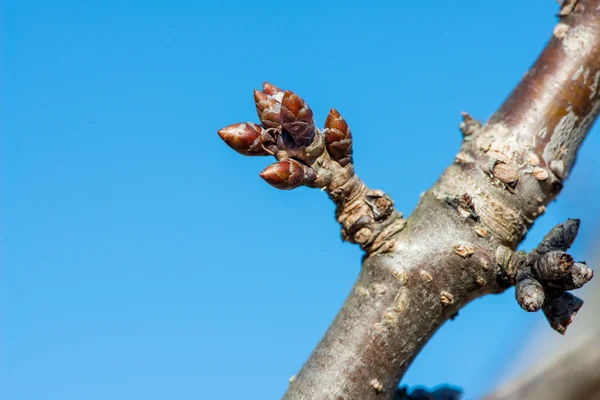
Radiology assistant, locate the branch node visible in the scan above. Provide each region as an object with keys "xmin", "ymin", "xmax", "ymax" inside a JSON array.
[
  {"xmin": 459, "ymin": 111, "xmax": 482, "ymax": 138},
  {"xmin": 496, "ymin": 219, "xmax": 592, "ymax": 332},
  {"xmin": 219, "ymin": 83, "xmax": 405, "ymax": 256}
]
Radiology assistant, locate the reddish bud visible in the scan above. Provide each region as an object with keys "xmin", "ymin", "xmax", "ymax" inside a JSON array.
[
  {"xmin": 259, "ymin": 159, "xmax": 316, "ymax": 190},
  {"xmin": 218, "ymin": 122, "xmax": 268, "ymax": 156},
  {"xmin": 263, "ymin": 82, "xmax": 284, "ymax": 102},
  {"xmin": 254, "ymin": 90, "xmax": 281, "ymax": 129},
  {"xmin": 280, "ymin": 90, "xmax": 315, "ymax": 146},
  {"xmin": 324, "ymin": 108, "xmax": 353, "ymax": 166}
]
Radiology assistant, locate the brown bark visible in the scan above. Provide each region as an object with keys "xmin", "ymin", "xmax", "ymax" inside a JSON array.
[{"xmin": 218, "ymin": 2, "xmax": 600, "ymax": 399}]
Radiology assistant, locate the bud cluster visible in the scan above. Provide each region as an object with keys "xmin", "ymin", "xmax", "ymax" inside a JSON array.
[
  {"xmin": 217, "ymin": 82, "xmax": 356, "ymax": 190},
  {"xmin": 513, "ymin": 219, "xmax": 593, "ymax": 334}
]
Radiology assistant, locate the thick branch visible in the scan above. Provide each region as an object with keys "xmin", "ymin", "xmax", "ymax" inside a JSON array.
[
  {"xmin": 284, "ymin": 3, "xmax": 600, "ymax": 398},
  {"xmin": 217, "ymin": 2, "xmax": 600, "ymax": 399}
]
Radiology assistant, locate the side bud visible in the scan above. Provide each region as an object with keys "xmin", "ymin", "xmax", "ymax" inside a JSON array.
[
  {"xmin": 259, "ymin": 159, "xmax": 316, "ymax": 190},
  {"xmin": 533, "ymin": 251, "xmax": 573, "ymax": 281},
  {"xmin": 217, "ymin": 122, "xmax": 268, "ymax": 156},
  {"xmin": 538, "ymin": 218, "xmax": 580, "ymax": 252},
  {"xmin": 280, "ymin": 90, "xmax": 316, "ymax": 146},
  {"xmin": 254, "ymin": 90, "xmax": 282, "ymax": 129},
  {"xmin": 542, "ymin": 292, "xmax": 583, "ymax": 334},
  {"xmin": 458, "ymin": 111, "xmax": 481, "ymax": 137},
  {"xmin": 263, "ymin": 82, "xmax": 284, "ymax": 102},
  {"xmin": 516, "ymin": 277, "xmax": 545, "ymax": 312},
  {"xmin": 558, "ymin": 262, "xmax": 594, "ymax": 290},
  {"xmin": 324, "ymin": 108, "xmax": 353, "ymax": 167}
]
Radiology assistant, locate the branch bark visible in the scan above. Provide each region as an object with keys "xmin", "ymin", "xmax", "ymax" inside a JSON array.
[{"xmin": 218, "ymin": 2, "xmax": 600, "ymax": 399}]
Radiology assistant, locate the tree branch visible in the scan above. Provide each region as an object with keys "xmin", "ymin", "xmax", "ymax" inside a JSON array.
[{"xmin": 217, "ymin": 2, "xmax": 600, "ymax": 399}]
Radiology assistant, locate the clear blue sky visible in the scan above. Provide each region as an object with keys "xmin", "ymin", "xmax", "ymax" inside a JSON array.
[{"xmin": 3, "ymin": 1, "xmax": 600, "ymax": 399}]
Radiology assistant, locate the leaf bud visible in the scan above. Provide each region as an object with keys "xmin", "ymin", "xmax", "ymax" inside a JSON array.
[
  {"xmin": 515, "ymin": 277, "xmax": 544, "ymax": 312},
  {"xmin": 262, "ymin": 82, "xmax": 284, "ymax": 102},
  {"xmin": 217, "ymin": 122, "xmax": 268, "ymax": 156},
  {"xmin": 533, "ymin": 251, "xmax": 573, "ymax": 281},
  {"xmin": 259, "ymin": 159, "xmax": 316, "ymax": 190},
  {"xmin": 254, "ymin": 90, "xmax": 281, "ymax": 129},
  {"xmin": 280, "ymin": 90, "xmax": 316, "ymax": 146},
  {"xmin": 542, "ymin": 292, "xmax": 583, "ymax": 334},
  {"xmin": 324, "ymin": 108, "xmax": 353, "ymax": 166}
]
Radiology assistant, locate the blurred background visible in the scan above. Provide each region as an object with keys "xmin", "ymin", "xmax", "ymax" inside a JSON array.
[{"xmin": 3, "ymin": 1, "xmax": 600, "ymax": 399}]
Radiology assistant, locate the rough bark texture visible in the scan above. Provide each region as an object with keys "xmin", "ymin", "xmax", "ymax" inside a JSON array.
[{"xmin": 218, "ymin": 2, "xmax": 600, "ymax": 399}]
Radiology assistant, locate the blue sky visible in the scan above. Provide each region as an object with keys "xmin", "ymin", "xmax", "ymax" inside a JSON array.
[{"xmin": 3, "ymin": 1, "xmax": 600, "ymax": 399}]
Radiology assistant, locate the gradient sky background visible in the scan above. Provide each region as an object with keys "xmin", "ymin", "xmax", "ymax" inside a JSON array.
[{"xmin": 3, "ymin": 1, "xmax": 600, "ymax": 399}]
